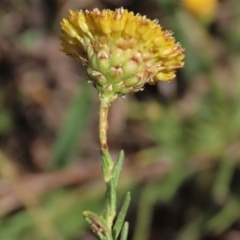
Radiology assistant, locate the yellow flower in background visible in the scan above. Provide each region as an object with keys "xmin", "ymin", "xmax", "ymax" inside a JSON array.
[
  {"xmin": 60, "ymin": 8, "xmax": 184, "ymax": 103},
  {"xmin": 182, "ymin": 0, "xmax": 218, "ymax": 20}
]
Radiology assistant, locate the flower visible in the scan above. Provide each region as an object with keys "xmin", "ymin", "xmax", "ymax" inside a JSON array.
[
  {"xmin": 182, "ymin": 0, "xmax": 218, "ymax": 21},
  {"xmin": 60, "ymin": 8, "xmax": 184, "ymax": 103}
]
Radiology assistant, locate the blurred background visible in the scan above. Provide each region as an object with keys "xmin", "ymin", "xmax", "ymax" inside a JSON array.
[{"xmin": 0, "ymin": 0, "xmax": 240, "ymax": 239}]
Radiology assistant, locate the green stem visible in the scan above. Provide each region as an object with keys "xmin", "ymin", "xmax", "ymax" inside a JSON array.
[
  {"xmin": 99, "ymin": 96, "xmax": 116, "ymax": 229},
  {"xmin": 84, "ymin": 95, "xmax": 129, "ymax": 239}
]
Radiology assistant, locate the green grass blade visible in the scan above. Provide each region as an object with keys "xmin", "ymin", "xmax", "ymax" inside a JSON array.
[
  {"xmin": 212, "ymin": 159, "xmax": 235, "ymax": 203},
  {"xmin": 206, "ymin": 198, "xmax": 240, "ymax": 235},
  {"xmin": 51, "ymin": 81, "xmax": 92, "ymax": 169}
]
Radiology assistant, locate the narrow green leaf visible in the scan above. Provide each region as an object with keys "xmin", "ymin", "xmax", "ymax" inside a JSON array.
[
  {"xmin": 112, "ymin": 150, "xmax": 124, "ymax": 189},
  {"xmin": 132, "ymin": 186, "xmax": 153, "ymax": 240},
  {"xmin": 120, "ymin": 222, "xmax": 129, "ymax": 240},
  {"xmin": 113, "ymin": 192, "xmax": 131, "ymax": 240},
  {"xmin": 101, "ymin": 149, "xmax": 114, "ymax": 182},
  {"xmin": 108, "ymin": 180, "xmax": 116, "ymax": 218},
  {"xmin": 102, "ymin": 149, "xmax": 113, "ymax": 167},
  {"xmin": 179, "ymin": 214, "xmax": 205, "ymax": 240},
  {"xmin": 105, "ymin": 180, "xmax": 116, "ymax": 226},
  {"xmin": 206, "ymin": 198, "xmax": 240, "ymax": 234},
  {"xmin": 51, "ymin": 82, "xmax": 92, "ymax": 169},
  {"xmin": 83, "ymin": 211, "xmax": 112, "ymax": 240},
  {"xmin": 212, "ymin": 159, "xmax": 235, "ymax": 203}
]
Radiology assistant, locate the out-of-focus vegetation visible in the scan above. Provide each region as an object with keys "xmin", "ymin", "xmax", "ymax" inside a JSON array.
[{"xmin": 0, "ymin": 0, "xmax": 240, "ymax": 239}]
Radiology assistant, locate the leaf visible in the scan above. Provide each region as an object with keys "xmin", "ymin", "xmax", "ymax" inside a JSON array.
[
  {"xmin": 83, "ymin": 211, "xmax": 112, "ymax": 240},
  {"xmin": 112, "ymin": 150, "xmax": 124, "ymax": 189},
  {"xmin": 113, "ymin": 192, "xmax": 131, "ymax": 240},
  {"xmin": 206, "ymin": 198, "xmax": 240, "ymax": 234},
  {"xmin": 101, "ymin": 149, "xmax": 114, "ymax": 182},
  {"xmin": 108, "ymin": 180, "xmax": 116, "ymax": 218},
  {"xmin": 212, "ymin": 159, "xmax": 235, "ymax": 203},
  {"xmin": 120, "ymin": 222, "xmax": 129, "ymax": 240}
]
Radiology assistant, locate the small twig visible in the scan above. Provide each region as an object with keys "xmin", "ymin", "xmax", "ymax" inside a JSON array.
[{"xmin": 0, "ymin": 161, "xmax": 100, "ymax": 216}]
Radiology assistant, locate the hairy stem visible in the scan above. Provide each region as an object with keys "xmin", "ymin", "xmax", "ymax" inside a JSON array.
[
  {"xmin": 99, "ymin": 96, "xmax": 115, "ymax": 229},
  {"xmin": 99, "ymin": 97, "xmax": 110, "ymax": 150}
]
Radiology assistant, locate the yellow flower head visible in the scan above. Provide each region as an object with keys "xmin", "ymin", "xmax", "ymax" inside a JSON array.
[{"xmin": 60, "ymin": 8, "xmax": 184, "ymax": 103}]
